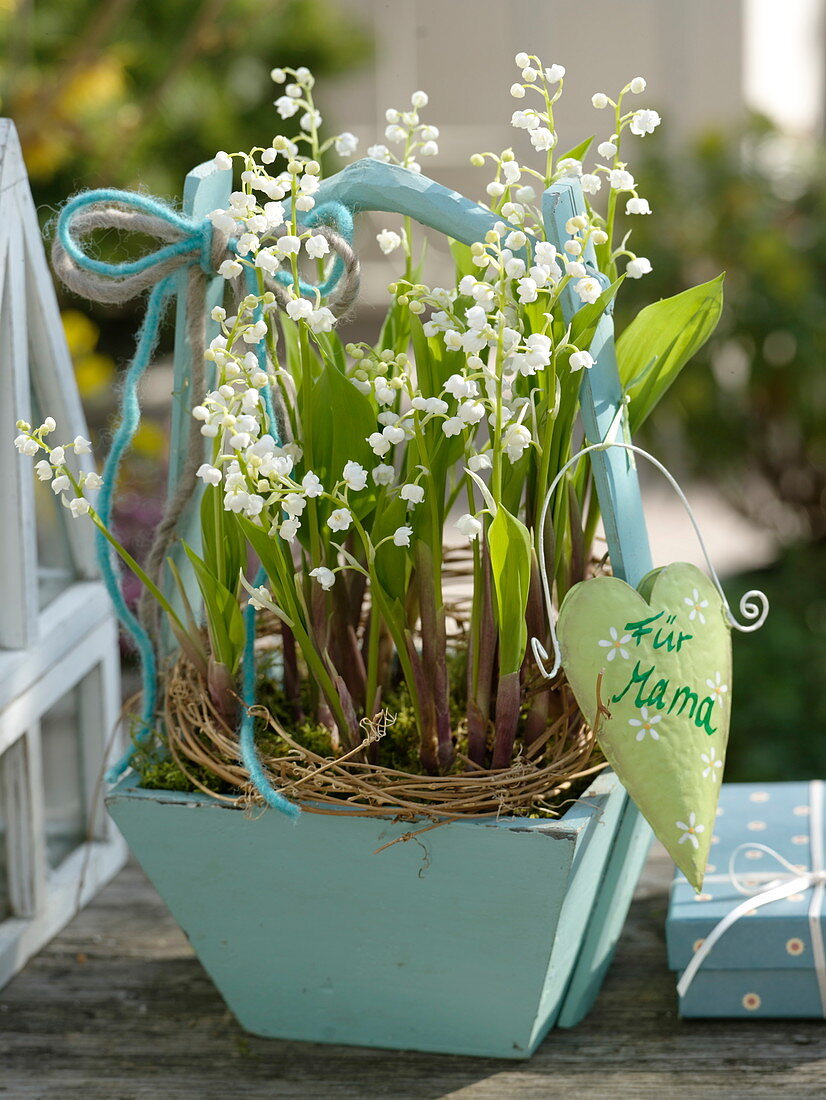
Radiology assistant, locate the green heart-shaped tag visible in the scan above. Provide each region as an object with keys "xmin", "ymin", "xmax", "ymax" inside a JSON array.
[{"xmin": 557, "ymin": 563, "xmax": 731, "ymax": 891}]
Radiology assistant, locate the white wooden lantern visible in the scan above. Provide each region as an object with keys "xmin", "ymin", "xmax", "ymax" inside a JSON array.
[{"xmin": 0, "ymin": 120, "xmax": 125, "ymax": 987}]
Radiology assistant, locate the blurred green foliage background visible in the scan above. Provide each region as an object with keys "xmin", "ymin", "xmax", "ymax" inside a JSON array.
[
  {"xmin": 0, "ymin": 0, "xmax": 370, "ymax": 204},
  {"xmin": 617, "ymin": 117, "xmax": 826, "ymax": 781}
]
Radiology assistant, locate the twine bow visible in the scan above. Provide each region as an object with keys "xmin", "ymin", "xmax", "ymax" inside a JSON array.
[
  {"xmin": 52, "ymin": 187, "xmax": 357, "ymax": 814},
  {"xmin": 677, "ymin": 780, "xmax": 826, "ymax": 1014}
]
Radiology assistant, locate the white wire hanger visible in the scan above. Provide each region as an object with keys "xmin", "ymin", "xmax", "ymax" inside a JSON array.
[{"xmin": 531, "ymin": 400, "xmax": 770, "ymax": 682}]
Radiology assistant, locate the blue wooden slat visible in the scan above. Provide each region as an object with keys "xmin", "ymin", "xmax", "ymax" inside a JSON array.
[
  {"xmin": 313, "ymin": 158, "xmax": 507, "ymax": 247},
  {"xmin": 541, "ymin": 177, "xmax": 653, "ymax": 1024},
  {"xmin": 542, "ymin": 179, "xmax": 653, "ymax": 588}
]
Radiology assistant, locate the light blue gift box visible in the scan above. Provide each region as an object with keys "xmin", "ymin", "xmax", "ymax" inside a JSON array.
[{"xmin": 666, "ymin": 780, "xmax": 826, "ymax": 1018}]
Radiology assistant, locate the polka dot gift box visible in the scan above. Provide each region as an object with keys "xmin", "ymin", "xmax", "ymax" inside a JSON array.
[{"xmin": 666, "ymin": 781, "xmax": 826, "ymax": 1018}]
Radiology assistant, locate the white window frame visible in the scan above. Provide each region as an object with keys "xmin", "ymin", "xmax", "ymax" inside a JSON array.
[{"xmin": 0, "ymin": 120, "xmax": 125, "ymax": 988}]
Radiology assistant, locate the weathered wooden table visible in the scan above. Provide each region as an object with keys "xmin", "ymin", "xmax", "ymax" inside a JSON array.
[{"xmin": 2, "ymin": 844, "xmax": 824, "ymax": 1099}]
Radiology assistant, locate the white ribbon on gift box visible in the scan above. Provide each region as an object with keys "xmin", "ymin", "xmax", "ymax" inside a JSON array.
[{"xmin": 676, "ymin": 780, "xmax": 826, "ymax": 1014}]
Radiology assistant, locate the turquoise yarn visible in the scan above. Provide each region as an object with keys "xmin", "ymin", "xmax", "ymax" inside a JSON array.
[
  {"xmin": 240, "ymin": 567, "xmax": 299, "ymax": 818},
  {"xmin": 276, "ymin": 201, "xmax": 354, "ymax": 298},
  {"xmin": 96, "ymin": 275, "xmax": 175, "ymax": 781},
  {"xmin": 59, "ymin": 189, "xmax": 216, "ymax": 277}
]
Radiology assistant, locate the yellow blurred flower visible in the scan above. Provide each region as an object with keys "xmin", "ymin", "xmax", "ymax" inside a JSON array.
[
  {"xmin": 132, "ymin": 421, "xmax": 167, "ymax": 460},
  {"xmin": 62, "ymin": 310, "xmax": 115, "ymax": 398}
]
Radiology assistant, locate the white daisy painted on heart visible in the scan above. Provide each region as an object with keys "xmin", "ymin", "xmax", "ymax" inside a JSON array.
[
  {"xmin": 700, "ymin": 746, "xmax": 723, "ymax": 779},
  {"xmin": 628, "ymin": 705, "xmax": 662, "ymax": 742},
  {"xmin": 684, "ymin": 587, "xmax": 709, "ymax": 624},
  {"xmin": 598, "ymin": 626, "xmax": 632, "ymax": 661},
  {"xmin": 676, "ymin": 812, "xmax": 705, "ymax": 850},
  {"xmin": 706, "ymin": 671, "xmax": 729, "ymax": 705}
]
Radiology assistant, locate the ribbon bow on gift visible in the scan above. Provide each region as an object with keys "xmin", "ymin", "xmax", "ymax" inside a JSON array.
[
  {"xmin": 677, "ymin": 780, "xmax": 826, "ymax": 1014},
  {"xmin": 52, "ymin": 188, "xmax": 358, "ymax": 814}
]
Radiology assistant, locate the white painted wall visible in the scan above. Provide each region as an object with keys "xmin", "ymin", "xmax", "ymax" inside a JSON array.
[{"xmin": 320, "ymin": 0, "xmax": 746, "ymax": 302}]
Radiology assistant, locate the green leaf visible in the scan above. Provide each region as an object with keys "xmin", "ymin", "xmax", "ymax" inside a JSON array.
[
  {"xmin": 450, "ymin": 238, "xmax": 476, "ymax": 281},
  {"xmin": 182, "ymin": 542, "xmax": 245, "ymax": 673},
  {"xmin": 307, "ymin": 358, "xmax": 375, "ymax": 485},
  {"xmin": 488, "ymin": 506, "xmax": 532, "ymax": 676},
  {"xmin": 617, "ymin": 274, "xmax": 725, "ymax": 433},
  {"xmin": 314, "ymin": 329, "xmax": 347, "ymax": 372},
  {"xmin": 557, "ymin": 136, "xmax": 594, "ymax": 164},
  {"xmin": 570, "ymin": 275, "xmax": 624, "ymax": 349},
  {"xmin": 199, "ymin": 485, "xmax": 244, "ymax": 594},
  {"xmin": 372, "ymin": 494, "xmax": 410, "ymax": 602},
  {"xmin": 279, "ymin": 314, "xmax": 302, "ymax": 376}
]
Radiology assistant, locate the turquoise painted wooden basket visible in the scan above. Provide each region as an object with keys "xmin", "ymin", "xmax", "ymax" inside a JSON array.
[{"xmin": 105, "ymin": 156, "xmax": 653, "ymax": 1058}]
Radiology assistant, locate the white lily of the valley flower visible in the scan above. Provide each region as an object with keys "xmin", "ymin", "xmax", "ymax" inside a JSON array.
[
  {"xmin": 68, "ymin": 497, "xmax": 91, "ymax": 518},
  {"xmin": 581, "ymin": 173, "xmax": 602, "ymax": 195},
  {"xmin": 609, "ymin": 168, "xmax": 635, "ymax": 191},
  {"xmin": 308, "ymin": 307, "xmax": 335, "ymax": 334},
  {"xmin": 196, "ymin": 463, "xmax": 222, "ymax": 486},
  {"xmin": 574, "ymin": 277, "xmax": 601, "ymax": 304},
  {"xmin": 302, "ymin": 472, "xmax": 324, "ymax": 497},
  {"xmin": 502, "ymin": 423, "xmax": 531, "ymax": 463},
  {"xmin": 393, "ymin": 526, "xmax": 413, "ymax": 547},
  {"xmin": 400, "ymin": 483, "xmax": 425, "ymax": 507},
  {"xmin": 342, "ymin": 461, "xmax": 368, "ymax": 491},
  {"xmin": 13, "ymin": 434, "xmax": 38, "ymax": 456},
  {"xmin": 279, "ymin": 517, "xmax": 300, "ymax": 542},
  {"xmin": 327, "ymin": 508, "xmax": 353, "ymax": 532},
  {"xmin": 335, "ymin": 131, "xmax": 359, "ymax": 156},
  {"xmin": 305, "ymin": 234, "xmax": 330, "ymax": 260},
  {"xmin": 310, "ymin": 566, "xmax": 336, "ymax": 590},
  {"xmin": 569, "ymin": 350, "xmax": 595, "ymax": 372},
  {"xmin": 455, "ymin": 513, "xmax": 483, "ymax": 542},
  {"xmin": 372, "ymin": 463, "xmax": 395, "ymax": 485},
  {"xmin": 626, "ymin": 257, "xmax": 653, "ymax": 278},
  {"xmin": 630, "ymin": 109, "xmax": 660, "ymax": 136},
  {"xmin": 247, "ymin": 585, "xmax": 272, "ymax": 611},
  {"xmin": 218, "ymin": 259, "xmax": 242, "ymax": 279}
]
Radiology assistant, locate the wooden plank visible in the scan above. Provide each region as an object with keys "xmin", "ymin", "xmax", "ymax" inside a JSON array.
[
  {"xmin": 0, "ymin": 198, "xmax": 37, "ymax": 649},
  {"xmin": 556, "ymin": 794, "xmax": 653, "ymax": 1027},
  {"xmin": 314, "ymin": 157, "xmax": 511, "ymax": 248},
  {"xmin": 0, "ymin": 738, "xmax": 41, "ymax": 919},
  {"xmin": 0, "ymin": 585, "xmax": 113, "ymax": 721},
  {"xmin": 2, "ymin": 846, "xmax": 826, "ymax": 1097},
  {"xmin": 18, "ymin": 183, "xmax": 98, "ymax": 580}
]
